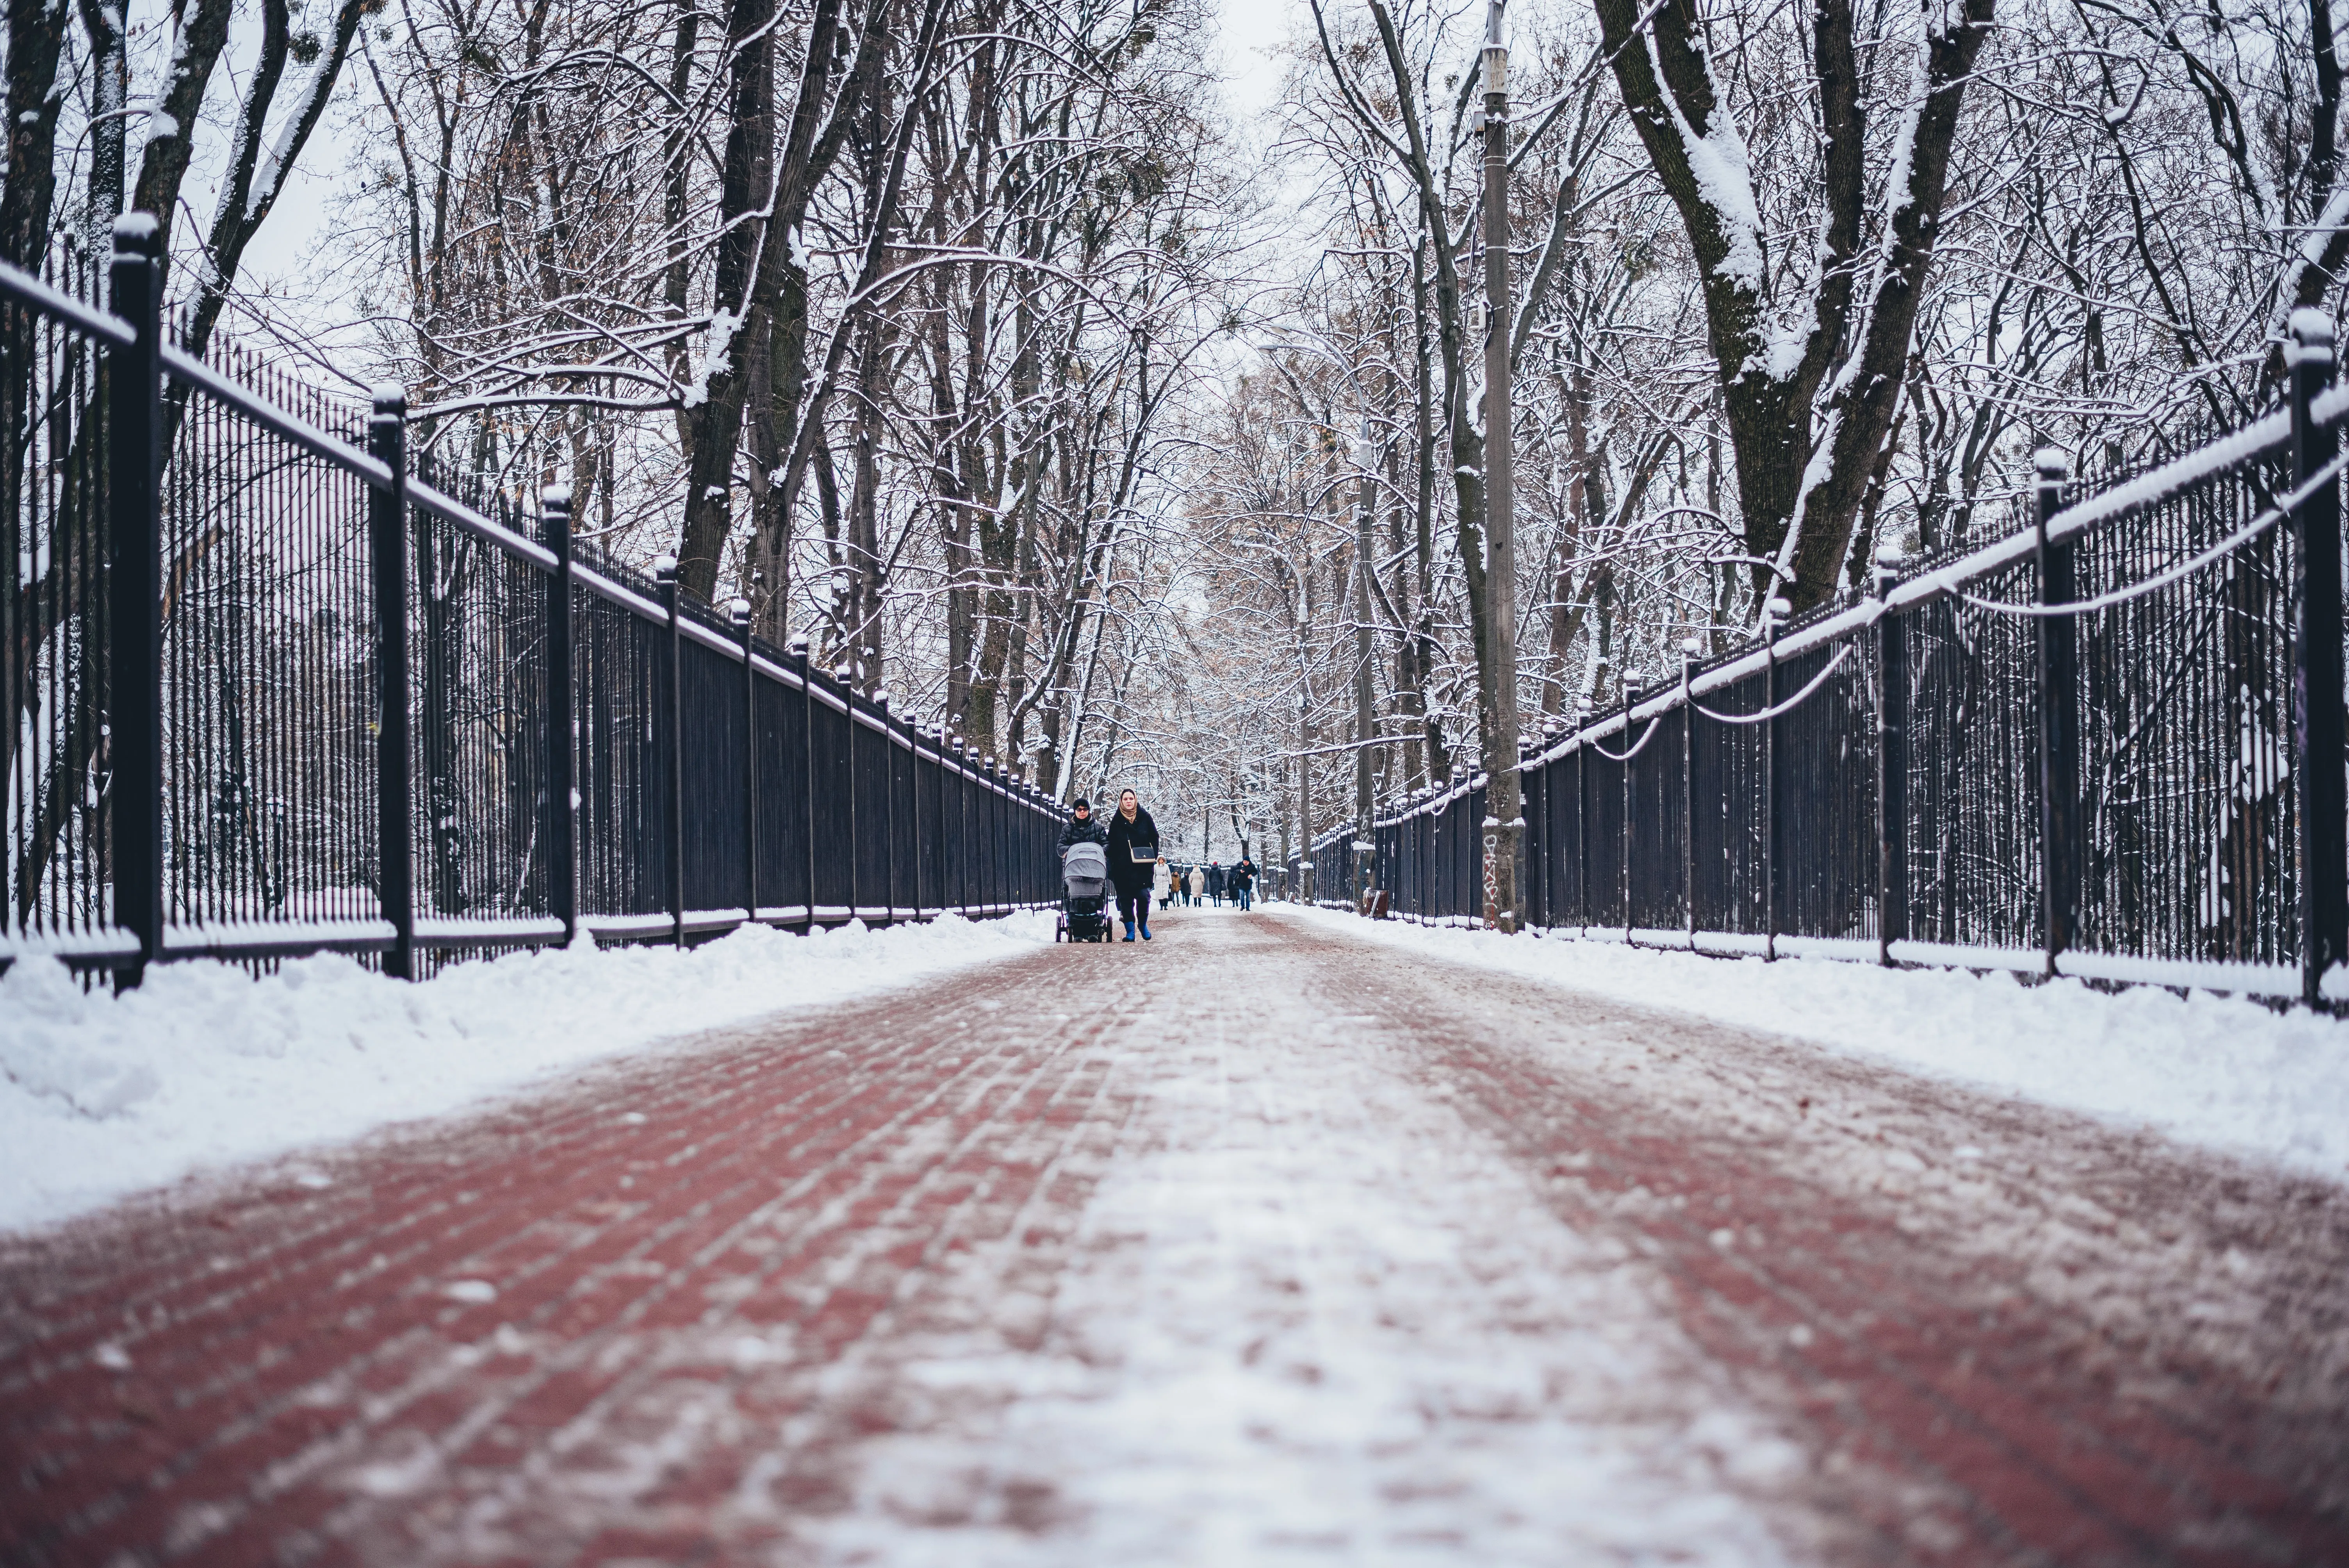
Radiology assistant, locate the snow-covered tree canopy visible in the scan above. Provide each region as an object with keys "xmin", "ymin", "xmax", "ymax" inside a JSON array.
[{"xmin": 3, "ymin": 0, "xmax": 2338, "ymax": 850}]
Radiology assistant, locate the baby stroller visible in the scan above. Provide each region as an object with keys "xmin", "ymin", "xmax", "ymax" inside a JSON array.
[{"xmin": 1057, "ymin": 841, "xmax": 1112, "ymax": 943}]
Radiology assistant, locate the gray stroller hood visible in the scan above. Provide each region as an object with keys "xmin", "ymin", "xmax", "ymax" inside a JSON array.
[{"xmin": 1062, "ymin": 840, "xmax": 1109, "ymax": 898}]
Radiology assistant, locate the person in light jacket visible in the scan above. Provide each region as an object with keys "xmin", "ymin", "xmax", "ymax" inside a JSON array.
[
  {"xmin": 1105, "ymin": 789, "xmax": 1163, "ymax": 941},
  {"xmin": 1188, "ymin": 864, "xmax": 1205, "ymax": 904}
]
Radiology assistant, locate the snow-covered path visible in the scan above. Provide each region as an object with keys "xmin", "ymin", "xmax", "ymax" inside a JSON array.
[{"xmin": 4, "ymin": 907, "xmax": 2345, "ymax": 1565}]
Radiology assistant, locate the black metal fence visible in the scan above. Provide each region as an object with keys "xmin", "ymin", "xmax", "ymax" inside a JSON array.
[
  {"xmin": 1369, "ymin": 314, "xmax": 2347, "ymax": 1006},
  {"xmin": 2, "ymin": 217, "xmax": 1060, "ymax": 983}
]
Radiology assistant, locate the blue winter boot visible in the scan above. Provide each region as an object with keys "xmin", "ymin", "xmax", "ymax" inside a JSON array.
[
  {"xmin": 1139, "ymin": 916, "xmax": 1152, "ymax": 940},
  {"xmin": 1123, "ymin": 919, "xmax": 1137, "ymax": 942}
]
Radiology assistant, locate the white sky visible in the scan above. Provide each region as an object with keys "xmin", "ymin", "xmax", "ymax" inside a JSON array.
[
  {"xmin": 156, "ymin": 0, "xmax": 1320, "ymax": 364},
  {"xmin": 1212, "ymin": 0, "xmax": 1305, "ymax": 135}
]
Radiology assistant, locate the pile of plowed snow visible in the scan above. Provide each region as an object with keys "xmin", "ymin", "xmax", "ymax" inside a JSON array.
[{"xmin": 0, "ymin": 913, "xmax": 1055, "ymax": 1232}]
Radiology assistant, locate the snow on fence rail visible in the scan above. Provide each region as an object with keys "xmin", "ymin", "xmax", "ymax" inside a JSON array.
[
  {"xmin": 1362, "ymin": 312, "xmax": 2348, "ymax": 1007},
  {"xmin": 2, "ymin": 219, "xmax": 1061, "ymax": 984}
]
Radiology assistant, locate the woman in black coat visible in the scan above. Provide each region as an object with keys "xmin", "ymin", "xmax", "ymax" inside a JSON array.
[{"xmin": 1103, "ymin": 788, "xmax": 1163, "ymax": 941}]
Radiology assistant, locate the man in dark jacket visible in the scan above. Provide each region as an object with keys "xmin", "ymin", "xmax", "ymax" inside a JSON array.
[
  {"xmin": 1104, "ymin": 789, "xmax": 1161, "ymax": 941},
  {"xmin": 1058, "ymin": 797, "xmax": 1107, "ymax": 854},
  {"xmin": 1207, "ymin": 863, "xmax": 1226, "ymax": 906},
  {"xmin": 1230, "ymin": 855, "xmax": 1256, "ymax": 911}
]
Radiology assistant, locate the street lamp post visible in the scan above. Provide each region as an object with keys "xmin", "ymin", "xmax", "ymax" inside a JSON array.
[{"xmin": 1481, "ymin": 0, "xmax": 1524, "ymax": 932}]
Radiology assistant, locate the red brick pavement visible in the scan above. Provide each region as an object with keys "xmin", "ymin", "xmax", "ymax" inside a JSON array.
[
  {"xmin": 3, "ymin": 910, "xmax": 2345, "ymax": 1565},
  {"xmin": 1370, "ymin": 957, "xmax": 2349, "ymax": 1566}
]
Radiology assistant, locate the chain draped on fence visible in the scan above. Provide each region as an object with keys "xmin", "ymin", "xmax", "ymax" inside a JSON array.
[
  {"xmin": 2, "ymin": 218, "xmax": 1060, "ymax": 984},
  {"xmin": 1343, "ymin": 314, "xmax": 2349, "ymax": 1007}
]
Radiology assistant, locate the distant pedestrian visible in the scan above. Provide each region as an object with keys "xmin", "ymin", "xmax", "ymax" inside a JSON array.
[
  {"xmin": 1231, "ymin": 855, "xmax": 1256, "ymax": 910},
  {"xmin": 1188, "ymin": 864, "xmax": 1204, "ymax": 905},
  {"xmin": 1207, "ymin": 862, "xmax": 1226, "ymax": 907},
  {"xmin": 1105, "ymin": 789, "xmax": 1162, "ymax": 941}
]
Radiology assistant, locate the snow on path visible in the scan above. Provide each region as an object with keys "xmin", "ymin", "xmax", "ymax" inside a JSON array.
[
  {"xmin": 802, "ymin": 918, "xmax": 1803, "ymax": 1567},
  {"xmin": 1285, "ymin": 905, "xmax": 2349, "ymax": 1180},
  {"xmin": 0, "ymin": 913, "xmax": 1056, "ymax": 1234},
  {"xmin": 9, "ymin": 907, "xmax": 2344, "ymax": 1564}
]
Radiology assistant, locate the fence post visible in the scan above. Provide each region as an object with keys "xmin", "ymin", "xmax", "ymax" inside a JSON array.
[
  {"xmin": 1681, "ymin": 641, "xmax": 1698, "ymax": 945},
  {"xmin": 365, "ymin": 385, "xmax": 413, "ymax": 981},
  {"xmin": 1521, "ymin": 754, "xmax": 1537, "ymax": 927},
  {"xmin": 542, "ymin": 486, "xmax": 575, "ymax": 950},
  {"xmin": 924, "ymin": 726, "xmax": 941, "ymax": 914},
  {"xmin": 656, "ymin": 556, "xmax": 683, "ymax": 948},
  {"xmin": 909, "ymin": 714, "xmax": 924, "ymax": 917},
  {"xmin": 2034, "ymin": 449, "xmax": 2077, "ymax": 976},
  {"xmin": 732, "ymin": 599, "xmax": 756, "ymax": 926},
  {"xmin": 1873, "ymin": 545, "xmax": 1906, "ymax": 967},
  {"xmin": 108, "ymin": 215, "xmax": 164, "ymax": 986},
  {"xmin": 877, "ymin": 691, "xmax": 895, "ymax": 920},
  {"xmin": 959, "ymin": 743, "xmax": 975, "ymax": 912},
  {"xmin": 839, "ymin": 666, "xmax": 859, "ymax": 918},
  {"xmin": 1574, "ymin": 708, "xmax": 1590, "ymax": 932},
  {"xmin": 983, "ymin": 756, "xmax": 998, "ymax": 909},
  {"xmin": 1763, "ymin": 601, "xmax": 1787, "ymax": 960},
  {"xmin": 1622, "ymin": 675, "xmax": 1640, "ymax": 941},
  {"xmin": 791, "ymin": 634, "xmax": 813, "ymax": 923},
  {"xmin": 2290, "ymin": 310, "xmax": 2345, "ymax": 1007},
  {"xmin": 1625, "ymin": 671, "xmax": 1644, "ymax": 939}
]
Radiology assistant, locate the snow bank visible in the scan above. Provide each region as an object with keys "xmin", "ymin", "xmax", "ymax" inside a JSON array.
[
  {"xmin": 0, "ymin": 914, "xmax": 1055, "ymax": 1234},
  {"xmin": 1285, "ymin": 908, "xmax": 2349, "ymax": 1180}
]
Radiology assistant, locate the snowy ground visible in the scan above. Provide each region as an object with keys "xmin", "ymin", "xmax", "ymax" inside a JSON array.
[
  {"xmin": 803, "ymin": 976, "xmax": 1801, "ymax": 1567},
  {"xmin": 1288, "ymin": 905, "xmax": 2349, "ymax": 1181},
  {"xmin": 9, "ymin": 906, "xmax": 2345, "ymax": 1564},
  {"xmin": 0, "ymin": 914, "xmax": 1055, "ymax": 1234}
]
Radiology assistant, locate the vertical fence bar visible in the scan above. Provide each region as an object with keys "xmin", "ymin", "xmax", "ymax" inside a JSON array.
[
  {"xmin": 2035, "ymin": 450, "xmax": 2077, "ymax": 975},
  {"xmin": 2290, "ymin": 310, "xmax": 2345, "ymax": 1007},
  {"xmin": 542, "ymin": 486, "xmax": 575, "ymax": 948},
  {"xmin": 733, "ymin": 599, "xmax": 756, "ymax": 924},
  {"xmin": 656, "ymin": 557, "xmax": 683, "ymax": 947},
  {"xmin": 1874, "ymin": 547, "xmax": 1907, "ymax": 966},
  {"xmin": 108, "ymin": 216, "xmax": 164, "ymax": 984},
  {"xmin": 365, "ymin": 385, "xmax": 412, "ymax": 980}
]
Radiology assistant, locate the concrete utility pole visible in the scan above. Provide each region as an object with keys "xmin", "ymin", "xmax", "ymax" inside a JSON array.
[
  {"xmin": 1352, "ymin": 423, "xmax": 1379, "ymax": 913},
  {"xmin": 1481, "ymin": 0, "xmax": 1525, "ymax": 931}
]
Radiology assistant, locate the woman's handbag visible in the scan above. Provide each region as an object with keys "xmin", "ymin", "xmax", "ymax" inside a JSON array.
[{"xmin": 1129, "ymin": 841, "xmax": 1158, "ymax": 864}]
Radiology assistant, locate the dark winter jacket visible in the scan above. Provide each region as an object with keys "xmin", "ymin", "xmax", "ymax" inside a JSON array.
[
  {"xmin": 1057, "ymin": 813, "xmax": 1108, "ymax": 854},
  {"xmin": 1206, "ymin": 866, "xmax": 1226, "ymax": 896},
  {"xmin": 1230, "ymin": 859, "xmax": 1256, "ymax": 890},
  {"xmin": 1104, "ymin": 805, "xmax": 1161, "ymax": 893}
]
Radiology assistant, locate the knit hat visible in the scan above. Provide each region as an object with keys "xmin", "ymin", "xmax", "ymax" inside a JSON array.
[{"xmin": 1073, "ymin": 796, "xmax": 1091, "ymax": 811}]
